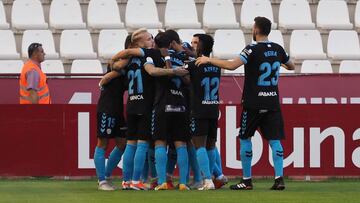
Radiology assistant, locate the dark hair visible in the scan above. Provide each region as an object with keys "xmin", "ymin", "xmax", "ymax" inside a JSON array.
[
  {"xmin": 124, "ymin": 34, "xmax": 132, "ymax": 49},
  {"xmin": 254, "ymin": 16, "xmax": 272, "ymax": 36},
  {"xmin": 28, "ymin": 43, "xmax": 42, "ymax": 58},
  {"xmin": 165, "ymin": 29, "xmax": 180, "ymax": 44},
  {"xmin": 154, "ymin": 31, "xmax": 172, "ymax": 48},
  {"xmin": 193, "ymin": 33, "xmax": 201, "ymax": 38},
  {"xmin": 197, "ymin": 34, "xmax": 214, "ymax": 57}
]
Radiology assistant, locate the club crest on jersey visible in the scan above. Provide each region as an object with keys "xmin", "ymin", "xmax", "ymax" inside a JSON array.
[{"xmin": 106, "ymin": 128, "xmax": 112, "ymax": 134}]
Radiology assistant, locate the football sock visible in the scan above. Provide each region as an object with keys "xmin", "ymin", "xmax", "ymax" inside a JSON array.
[
  {"xmin": 166, "ymin": 147, "xmax": 177, "ymax": 177},
  {"xmin": 132, "ymin": 142, "xmax": 149, "ymax": 181},
  {"xmin": 207, "ymin": 148, "xmax": 216, "ymax": 176},
  {"xmin": 148, "ymin": 147, "xmax": 157, "ymax": 178},
  {"xmin": 105, "ymin": 146, "xmax": 123, "ymax": 178},
  {"xmin": 176, "ymin": 145, "xmax": 189, "ymax": 184},
  {"xmin": 155, "ymin": 145, "xmax": 167, "ymax": 184},
  {"xmin": 94, "ymin": 147, "xmax": 106, "ymax": 182},
  {"xmin": 196, "ymin": 147, "xmax": 211, "ymax": 179},
  {"xmin": 122, "ymin": 143, "xmax": 137, "ymax": 182},
  {"xmin": 215, "ymin": 147, "xmax": 223, "ymax": 173},
  {"xmin": 141, "ymin": 152, "xmax": 149, "ymax": 182},
  {"xmin": 269, "ymin": 140, "xmax": 284, "ymax": 178},
  {"xmin": 188, "ymin": 145, "xmax": 202, "ymax": 183},
  {"xmin": 240, "ymin": 139, "xmax": 252, "ymax": 178}
]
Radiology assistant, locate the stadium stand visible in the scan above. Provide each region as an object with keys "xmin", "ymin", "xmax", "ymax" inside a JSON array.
[
  {"xmin": 213, "ymin": 29, "xmax": 245, "ymax": 59},
  {"xmin": 60, "ymin": 30, "xmax": 97, "ymax": 59},
  {"xmin": 0, "ymin": 0, "xmax": 359, "ymax": 74},
  {"xmin": 0, "ymin": 60, "xmax": 23, "ymax": 74},
  {"xmin": 22, "ymin": 30, "xmax": 59, "ymax": 59},
  {"xmin": 41, "ymin": 60, "xmax": 65, "ymax": 74},
  {"xmin": 87, "ymin": 0, "xmax": 124, "ymax": 30},
  {"xmin": 339, "ymin": 60, "xmax": 360, "ymax": 73},
  {"xmin": 164, "ymin": 0, "xmax": 201, "ymax": 29},
  {"xmin": 301, "ymin": 60, "xmax": 333, "ymax": 73},
  {"xmin": 70, "ymin": 59, "xmax": 103, "ymax": 74}
]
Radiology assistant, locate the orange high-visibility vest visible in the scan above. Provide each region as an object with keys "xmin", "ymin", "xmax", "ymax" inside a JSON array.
[{"xmin": 19, "ymin": 60, "xmax": 51, "ymax": 104}]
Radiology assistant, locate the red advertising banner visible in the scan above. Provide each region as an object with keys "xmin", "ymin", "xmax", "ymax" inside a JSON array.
[
  {"xmin": 0, "ymin": 104, "xmax": 359, "ymax": 177},
  {"xmin": 1, "ymin": 75, "xmax": 360, "ymax": 104}
]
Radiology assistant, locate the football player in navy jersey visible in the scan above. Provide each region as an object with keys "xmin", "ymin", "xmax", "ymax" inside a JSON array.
[{"xmin": 196, "ymin": 17, "xmax": 295, "ymax": 190}]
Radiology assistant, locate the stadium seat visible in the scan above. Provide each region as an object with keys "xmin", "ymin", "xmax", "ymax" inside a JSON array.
[
  {"xmin": 98, "ymin": 29, "xmax": 128, "ymax": 60},
  {"xmin": 203, "ymin": 0, "xmax": 239, "ymax": 29},
  {"xmin": 22, "ymin": 30, "xmax": 59, "ymax": 59},
  {"xmin": 301, "ymin": 60, "xmax": 333, "ymax": 73},
  {"xmin": 0, "ymin": 30, "xmax": 20, "ymax": 59},
  {"xmin": 71, "ymin": 60, "xmax": 103, "ymax": 74},
  {"xmin": 316, "ymin": 0, "xmax": 353, "ymax": 30},
  {"xmin": 0, "ymin": 1, "xmax": 9, "ymax": 29},
  {"xmin": 241, "ymin": 0, "xmax": 277, "ymax": 29},
  {"xmin": 164, "ymin": 0, "xmax": 201, "ymax": 29},
  {"xmin": 41, "ymin": 60, "xmax": 64, "ymax": 74},
  {"xmin": 213, "ymin": 29, "xmax": 245, "ymax": 59},
  {"xmin": 355, "ymin": 1, "xmax": 360, "ymax": 29},
  {"xmin": 290, "ymin": 30, "xmax": 326, "ymax": 60},
  {"xmin": 49, "ymin": 0, "xmax": 86, "ymax": 29},
  {"xmin": 147, "ymin": 29, "xmax": 164, "ymax": 38},
  {"xmin": 327, "ymin": 30, "xmax": 360, "ymax": 60},
  {"xmin": 0, "ymin": 60, "xmax": 23, "ymax": 74},
  {"xmin": 339, "ymin": 60, "xmax": 360, "ymax": 73},
  {"xmin": 268, "ymin": 30, "xmax": 284, "ymax": 48},
  {"xmin": 278, "ymin": 0, "xmax": 315, "ymax": 30},
  {"xmin": 280, "ymin": 66, "xmax": 295, "ymax": 74},
  {"xmin": 87, "ymin": 0, "xmax": 124, "ymax": 30},
  {"xmin": 60, "ymin": 30, "xmax": 97, "ymax": 59},
  {"xmin": 125, "ymin": 0, "xmax": 162, "ymax": 30},
  {"xmin": 177, "ymin": 29, "xmax": 205, "ymax": 44},
  {"xmin": 11, "ymin": 0, "xmax": 48, "ymax": 30}
]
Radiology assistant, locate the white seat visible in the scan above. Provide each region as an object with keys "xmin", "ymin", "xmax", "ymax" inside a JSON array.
[
  {"xmin": 241, "ymin": 0, "xmax": 277, "ymax": 29},
  {"xmin": 165, "ymin": 0, "xmax": 201, "ymax": 29},
  {"xmin": 280, "ymin": 66, "xmax": 295, "ymax": 74},
  {"xmin": 0, "ymin": 1, "xmax": 9, "ymax": 29},
  {"xmin": 290, "ymin": 30, "xmax": 326, "ymax": 60},
  {"xmin": 301, "ymin": 60, "xmax": 333, "ymax": 73},
  {"xmin": 71, "ymin": 60, "xmax": 103, "ymax": 74},
  {"xmin": 177, "ymin": 29, "xmax": 205, "ymax": 44},
  {"xmin": 125, "ymin": 0, "xmax": 162, "ymax": 30},
  {"xmin": 87, "ymin": 0, "xmax": 124, "ymax": 29},
  {"xmin": 11, "ymin": 0, "xmax": 48, "ymax": 30},
  {"xmin": 339, "ymin": 60, "xmax": 360, "ymax": 73},
  {"xmin": 203, "ymin": 0, "xmax": 239, "ymax": 29},
  {"xmin": 213, "ymin": 30, "xmax": 245, "ymax": 59},
  {"xmin": 224, "ymin": 64, "xmax": 244, "ymax": 75},
  {"xmin": 98, "ymin": 29, "xmax": 128, "ymax": 60},
  {"xmin": 22, "ymin": 30, "xmax": 59, "ymax": 59},
  {"xmin": 0, "ymin": 30, "xmax": 20, "ymax": 59},
  {"xmin": 147, "ymin": 29, "xmax": 165, "ymax": 38},
  {"xmin": 317, "ymin": 0, "xmax": 353, "ymax": 30},
  {"xmin": 268, "ymin": 30, "xmax": 284, "ymax": 48},
  {"xmin": 60, "ymin": 30, "xmax": 97, "ymax": 59},
  {"xmin": 355, "ymin": 1, "xmax": 360, "ymax": 29},
  {"xmin": 41, "ymin": 60, "xmax": 64, "ymax": 74},
  {"xmin": 49, "ymin": 0, "xmax": 86, "ymax": 29},
  {"xmin": 327, "ymin": 30, "xmax": 360, "ymax": 60},
  {"xmin": 0, "ymin": 60, "xmax": 23, "ymax": 74},
  {"xmin": 278, "ymin": 0, "xmax": 315, "ymax": 29}
]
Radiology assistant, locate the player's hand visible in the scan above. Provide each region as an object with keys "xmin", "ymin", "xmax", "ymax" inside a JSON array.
[
  {"xmin": 173, "ymin": 67, "xmax": 189, "ymax": 76},
  {"xmin": 196, "ymin": 56, "xmax": 210, "ymax": 66},
  {"xmin": 159, "ymin": 48, "xmax": 170, "ymax": 57}
]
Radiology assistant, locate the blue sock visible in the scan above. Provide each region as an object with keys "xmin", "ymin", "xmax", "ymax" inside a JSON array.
[
  {"xmin": 94, "ymin": 147, "xmax": 106, "ymax": 181},
  {"xmin": 240, "ymin": 139, "xmax": 252, "ymax": 178},
  {"xmin": 141, "ymin": 152, "xmax": 149, "ymax": 182},
  {"xmin": 215, "ymin": 147, "xmax": 223, "ymax": 173},
  {"xmin": 148, "ymin": 148, "xmax": 157, "ymax": 178},
  {"xmin": 207, "ymin": 148, "xmax": 216, "ymax": 176},
  {"xmin": 105, "ymin": 147, "xmax": 123, "ymax": 178},
  {"xmin": 213, "ymin": 162, "xmax": 222, "ymax": 178},
  {"xmin": 155, "ymin": 145, "xmax": 167, "ymax": 184},
  {"xmin": 269, "ymin": 140, "xmax": 284, "ymax": 177},
  {"xmin": 166, "ymin": 147, "xmax": 177, "ymax": 177},
  {"xmin": 133, "ymin": 142, "xmax": 149, "ymax": 181},
  {"xmin": 196, "ymin": 147, "xmax": 211, "ymax": 179},
  {"xmin": 188, "ymin": 146, "xmax": 201, "ymax": 183},
  {"xmin": 176, "ymin": 145, "xmax": 189, "ymax": 184},
  {"xmin": 122, "ymin": 143, "xmax": 137, "ymax": 182}
]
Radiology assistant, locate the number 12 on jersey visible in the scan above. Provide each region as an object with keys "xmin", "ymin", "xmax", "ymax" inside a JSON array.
[{"xmin": 201, "ymin": 77, "xmax": 219, "ymax": 101}]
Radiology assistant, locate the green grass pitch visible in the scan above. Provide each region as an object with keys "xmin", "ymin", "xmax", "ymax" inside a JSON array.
[{"xmin": 0, "ymin": 179, "xmax": 360, "ymax": 203}]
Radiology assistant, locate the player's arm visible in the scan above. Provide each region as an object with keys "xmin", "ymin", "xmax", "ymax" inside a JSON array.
[
  {"xmin": 282, "ymin": 60, "xmax": 295, "ymax": 70},
  {"xmin": 110, "ymin": 48, "xmax": 145, "ymax": 69},
  {"xmin": 159, "ymin": 48, "xmax": 173, "ymax": 70},
  {"xmin": 99, "ymin": 71, "xmax": 121, "ymax": 87},
  {"xmin": 144, "ymin": 58, "xmax": 188, "ymax": 77},
  {"xmin": 196, "ymin": 56, "xmax": 243, "ymax": 70}
]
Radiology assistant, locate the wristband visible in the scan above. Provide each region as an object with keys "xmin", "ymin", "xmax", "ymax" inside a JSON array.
[{"xmin": 164, "ymin": 56, "xmax": 171, "ymax": 61}]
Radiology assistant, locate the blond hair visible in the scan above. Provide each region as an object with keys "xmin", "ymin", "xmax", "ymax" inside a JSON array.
[{"xmin": 131, "ymin": 28, "xmax": 148, "ymax": 46}]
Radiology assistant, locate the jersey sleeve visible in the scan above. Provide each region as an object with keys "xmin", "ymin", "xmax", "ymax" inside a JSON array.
[
  {"xmin": 279, "ymin": 46, "xmax": 290, "ymax": 64},
  {"xmin": 239, "ymin": 45, "xmax": 254, "ymax": 65},
  {"xmin": 143, "ymin": 49, "xmax": 165, "ymax": 68}
]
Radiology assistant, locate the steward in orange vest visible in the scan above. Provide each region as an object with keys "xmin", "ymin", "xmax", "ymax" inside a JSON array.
[{"xmin": 19, "ymin": 43, "xmax": 51, "ymax": 104}]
